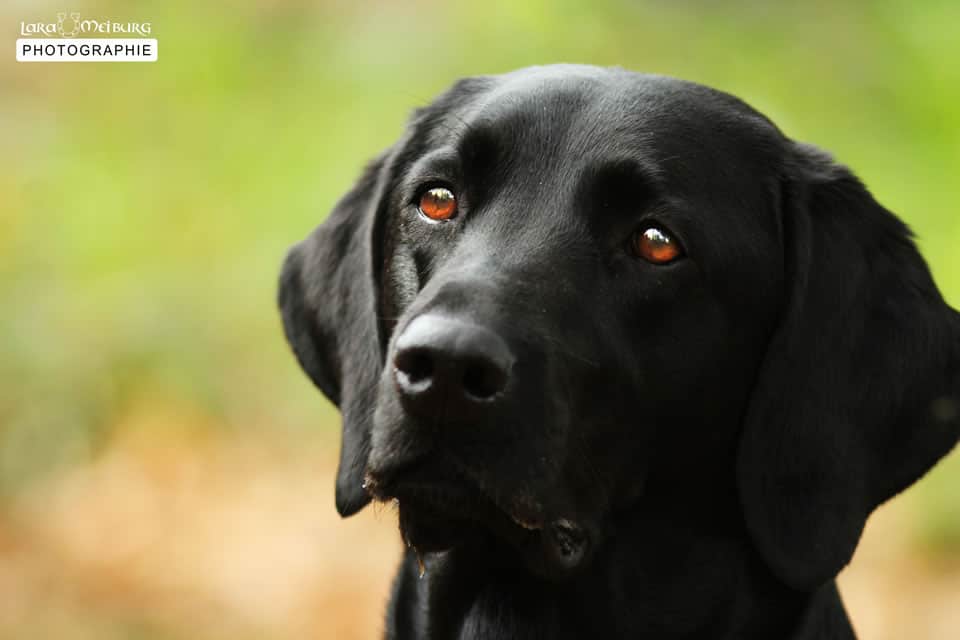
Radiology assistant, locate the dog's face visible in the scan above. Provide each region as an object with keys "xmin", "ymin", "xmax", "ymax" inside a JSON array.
[
  {"xmin": 280, "ymin": 66, "xmax": 960, "ymax": 587},
  {"xmin": 366, "ymin": 68, "xmax": 788, "ymax": 576}
]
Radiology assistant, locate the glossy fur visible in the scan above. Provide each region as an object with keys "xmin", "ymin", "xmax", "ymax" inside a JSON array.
[{"xmin": 279, "ymin": 65, "xmax": 960, "ymax": 639}]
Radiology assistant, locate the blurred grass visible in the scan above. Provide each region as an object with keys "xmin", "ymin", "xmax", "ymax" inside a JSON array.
[{"xmin": 1, "ymin": 0, "xmax": 958, "ymax": 637}]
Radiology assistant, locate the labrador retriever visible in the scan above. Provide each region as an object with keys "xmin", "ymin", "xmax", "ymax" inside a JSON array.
[{"xmin": 278, "ymin": 65, "xmax": 960, "ymax": 639}]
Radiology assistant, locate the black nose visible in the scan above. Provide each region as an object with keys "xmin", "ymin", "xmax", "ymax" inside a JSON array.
[{"xmin": 393, "ymin": 315, "xmax": 513, "ymax": 419}]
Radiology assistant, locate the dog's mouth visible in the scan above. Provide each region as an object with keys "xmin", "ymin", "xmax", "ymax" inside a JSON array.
[{"xmin": 363, "ymin": 464, "xmax": 593, "ymax": 579}]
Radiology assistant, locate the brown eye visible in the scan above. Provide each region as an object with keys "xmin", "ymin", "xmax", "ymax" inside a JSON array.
[
  {"xmin": 631, "ymin": 226, "xmax": 683, "ymax": 264},
  {"xmin": 418, "ymin": 187, "xmax": 458, "ymax": 221}
]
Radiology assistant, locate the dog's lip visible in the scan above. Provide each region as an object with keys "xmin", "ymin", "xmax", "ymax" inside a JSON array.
[
  {"xmin": 363, "ymin": 463, "xmax": 546, "ymax": 532},
  {"xmin": 363, "ymin": 462, "xmax": 594, "ymax": 578},
  {"xmin": 364, "ymin": 472, "xmax": 540, "ymax": 532}
]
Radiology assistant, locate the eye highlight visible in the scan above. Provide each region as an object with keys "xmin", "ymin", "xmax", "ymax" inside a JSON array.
[
  {"xmin": 630, "ymin": 226, "xmax": 684, "ymax": 264},
  {"xmin": 418, "ymin": 187, "xmax": 458, "ymax": 221}
]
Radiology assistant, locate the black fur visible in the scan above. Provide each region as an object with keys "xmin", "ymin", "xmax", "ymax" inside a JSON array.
[{"xmin": 279, "ymin": 65, "xmax": 960, "ymax": 639}]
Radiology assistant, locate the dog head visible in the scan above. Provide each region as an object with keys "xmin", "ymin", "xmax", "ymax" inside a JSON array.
[{"xmin": 279, "ymin": 65, "xmax": 960, "ymax": 586}]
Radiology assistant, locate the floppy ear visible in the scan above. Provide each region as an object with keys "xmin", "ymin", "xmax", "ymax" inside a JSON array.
[
  {"xmin": 278, "ymin": 150, "xmax": 394, "ymax": 517},
  {"xmin": 738, "ymin": 142, "xmax": 960, "ymax": 589}
]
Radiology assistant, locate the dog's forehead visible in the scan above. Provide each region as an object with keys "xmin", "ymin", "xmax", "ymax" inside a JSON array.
[{"xmin": 437, "ymin": 67, "xmax": 785, "ymax": 175}]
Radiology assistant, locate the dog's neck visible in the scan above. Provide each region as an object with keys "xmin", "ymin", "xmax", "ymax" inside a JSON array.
[{"xmin": 384, "ymin": 492, "xmax": 857, "ymax": 640}]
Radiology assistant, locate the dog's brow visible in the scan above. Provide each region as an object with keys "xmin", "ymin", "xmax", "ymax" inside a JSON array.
[
  {"xmin": 578, "ymin": 159, "xmax": 662, "ymax": 216},
  {"xmin": 456, "ymin": 123, "xmax": 502, "ymax": 173}
]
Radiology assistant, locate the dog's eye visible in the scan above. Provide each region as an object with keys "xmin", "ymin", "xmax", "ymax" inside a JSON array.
[
  {"xmin": 630, "ymin": 226, "xmax": 684, "ymax": 264},
  {"xmin": 418, "ymin": 187, "xmax": 458, "ymax": 221}
]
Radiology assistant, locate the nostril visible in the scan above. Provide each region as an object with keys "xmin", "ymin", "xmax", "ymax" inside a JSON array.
[
  {"xmin": 462, "ymin": 358, "xmax": 508, "ymax": 400},
  {"xmin": 393, "ymin": 314, "xmax": 514, "ymax": 412},
  {"xmin": 395, "ymin": 348, "xmax": 434, "ymax": 385}
]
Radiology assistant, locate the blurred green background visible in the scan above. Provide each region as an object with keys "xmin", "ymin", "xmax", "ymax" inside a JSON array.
[{"xmin": 2, "ymin": 1, "xmax": 958, "ymax": 638}]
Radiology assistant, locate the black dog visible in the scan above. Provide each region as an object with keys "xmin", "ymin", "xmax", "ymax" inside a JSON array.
[{"xmin": 279, "ymin": 65, "xmax": 960, "ymax": 639}]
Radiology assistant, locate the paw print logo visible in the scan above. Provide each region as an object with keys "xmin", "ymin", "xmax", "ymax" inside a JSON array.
[{"xmin": 57, "ymin": 12, "xmax": 81, "ymax": 38}]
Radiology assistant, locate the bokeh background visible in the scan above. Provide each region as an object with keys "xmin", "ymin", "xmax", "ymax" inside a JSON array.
[{"xmin": 2, "ymin": 1, "xmax": 959, "ymax": 638}]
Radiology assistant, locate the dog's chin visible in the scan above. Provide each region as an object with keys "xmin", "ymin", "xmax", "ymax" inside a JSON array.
[
  {"xmin": 369, "ymin": 475, "xmax": 595, "ymax": 580},
  {"xmin": 396, "ymin": 496, "xmax": 478, "ymax": 552}
]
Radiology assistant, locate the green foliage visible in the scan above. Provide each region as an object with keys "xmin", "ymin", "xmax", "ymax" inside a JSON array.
[{"xmin": 2, "ymin": 0, "xmax": 958, "ymax": 545}]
